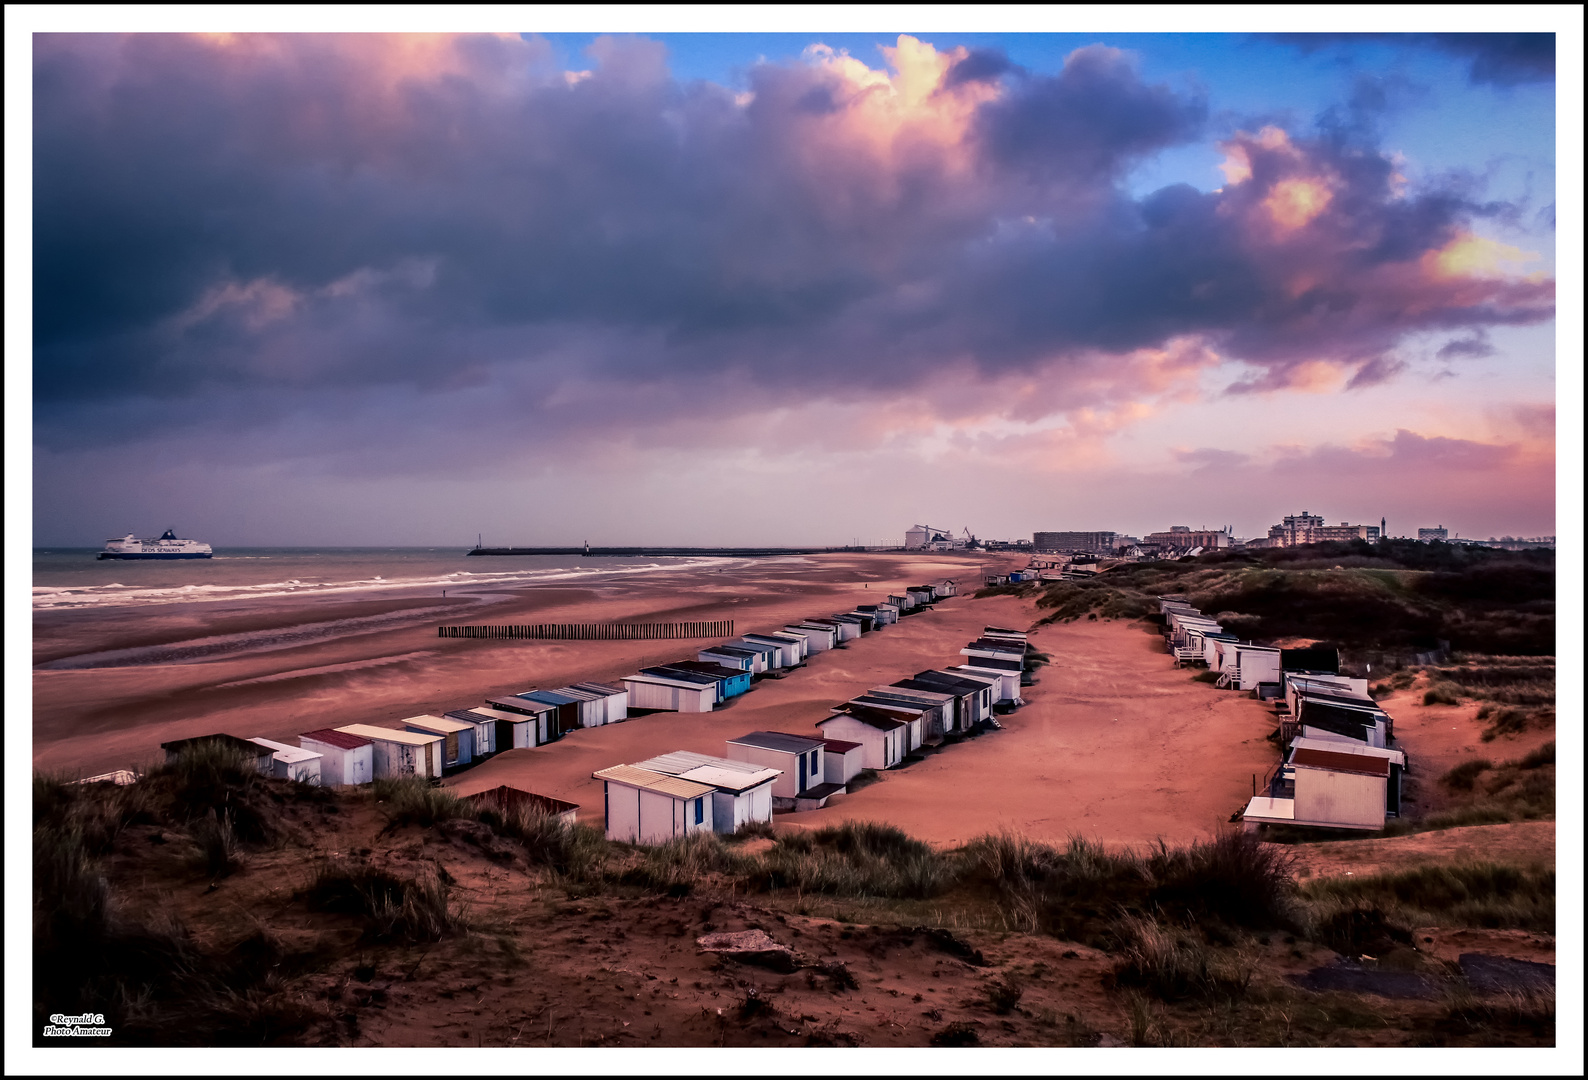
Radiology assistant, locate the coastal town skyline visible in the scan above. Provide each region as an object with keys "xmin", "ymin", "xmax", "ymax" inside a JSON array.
[{"xmin": 24, "ymin": 18, "xmax": 1565, "ymax": 546}]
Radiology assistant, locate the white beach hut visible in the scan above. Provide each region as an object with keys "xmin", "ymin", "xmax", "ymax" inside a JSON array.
[
  {"xmin": 248, "ymin": 737, "xmax": 323, "ymax": 785},
  {"xmin": 299, "ymin": 729, "xmax": 373, "ymax": 786},
  {"xmin": 333, "ymin": 724, "xmax": 445, "ymax": 780},
  {"xmin": 593, "ymin": 764, "xmax": 716, "ymax": 844}
]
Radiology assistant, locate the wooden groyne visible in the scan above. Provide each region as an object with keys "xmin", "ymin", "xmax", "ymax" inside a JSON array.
[{"xmin": 438, "ymin": 620, "xmax": 734, "ymax": 641}]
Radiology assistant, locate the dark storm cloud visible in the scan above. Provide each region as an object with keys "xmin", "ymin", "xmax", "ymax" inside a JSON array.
[
  {"xmin": 1268, "ymin": 33, "xmax": 1555, "ymax": 86},
  {"xmin": 32, "ymin": 34, "xmax": 1554, "ymax": 460}
]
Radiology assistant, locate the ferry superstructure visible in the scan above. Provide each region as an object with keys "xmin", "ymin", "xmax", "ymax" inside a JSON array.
[{"xmin": 97, "ymin": 529, "xmax": 213, "ymax": 560}]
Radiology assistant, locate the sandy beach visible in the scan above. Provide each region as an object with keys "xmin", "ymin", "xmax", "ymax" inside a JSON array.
[
  {"xmin": 36, "ymin": 550, "xmax": 1546, "ymax": 853},
  {"xmin": 32, "ymin": 552, "xmax": 1003, "ymax": 777}
]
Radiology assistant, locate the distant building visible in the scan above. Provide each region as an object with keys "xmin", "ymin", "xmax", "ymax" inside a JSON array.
[
  {"xmin": 905, "ymin": 524, "xmax": 964, "ymax": 551},
  {"xmin": 1144, "ymin": 526, "xmax": 1232, "ymax": 550},
  {"xmin": 1033, "ymin": 530, "xmax": 1117, "ymax": 554},
  {"xmin": 1418, "ymin": 526, "xmax": 1449, "ymax": 542},
  {"xmin": 1266, "ymin": 511, "xmax": 1382, "ymax": 547}
]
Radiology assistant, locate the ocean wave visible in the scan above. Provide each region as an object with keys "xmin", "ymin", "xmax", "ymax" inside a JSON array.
[{"xmin": 32, "ymin": 558, "xmax": 747, "ymax": 611}]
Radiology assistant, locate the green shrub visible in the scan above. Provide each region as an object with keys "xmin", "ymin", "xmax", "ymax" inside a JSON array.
[
  {"xmin": 1517, "ymin": 742, "xmax": 1555, "ymax": 769},
  {"xmin": 1440, "ymin": 759, "xmax": 1493, "ymax": 791},
  {"xmin": 188, "ymin": 809, "xmax": 243, "ymax": 879},
  {"xmin": 753, "ymin": 821, "xmax": 946, "ymax": 899},
  {"xmin": 1110, "ymin": 916, "xmax": 1253, "ymax": 1002},
  {"xmin": 1300, "ymin": 863, "xmax": 1554, "ymax": 933},
  {"xmin": 371, "ymin": 776, "xmax": 473, "ymax": 829},
  {"xmin": 1423, "ymin": 683, "xmax": 1463, "ymax": 706},
  {"xmin": 303, "ymin": 857, "xmax": 465, "ymax": 943},
  {"xmin": 1191, "ymin": 670, "xmax": 1221, "ymax": 683},
  {"xmin": 146, "ymin": 741, "xmax": 274, "ymax": 843},
  {"xmin": 620, "ymin": 832, "xmax": 749, "ymax": 895}
]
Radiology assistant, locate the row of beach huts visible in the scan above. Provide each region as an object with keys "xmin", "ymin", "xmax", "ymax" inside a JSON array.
[
  {"xmin": 138, "ymin": 581, "xmax": 982, "ymax": 833},
  {"xmin": 592, "ymin": 621, "xmax": 1035, "ymax": 845},
  {"xmin": 1155, "ymin": 594, "xmax": 1407, "ymax": 832}
]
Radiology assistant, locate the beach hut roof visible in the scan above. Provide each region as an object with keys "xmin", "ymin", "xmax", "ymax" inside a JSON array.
[
  {"xmin": 592, "ymin": 764, "xmax": 715, "ymax": 800},
  {"xmin": 631, "ymin": 750, "xmax": 776, "ymax": 778},
  {"xmin": 1289, "ymin": 746, "xmax": 1390, "ymax": 777},
  {"xmin": 486, "ymin": 695, "xmax": 556, "ymax": 715},
  {"xmin": 248, "ymin": 737, "xmax": 322, "ymax": 763},
  {"xmin": 401, "ymin": 714, "xmax": 474, "ymax": 735},
  {"xmin": 568, "ymin": 681, "xmax": 627, "ymax": 698},
  {"xmin": 639, "ymin": 666, "xmax": 720, "ymax": 686},
  {"xmin": 334, "ymin": 724, "xmax": 444, "ymax": 747},
  {"xmin": 958, "ymin": 657, "xmax": 1023, "ymax": 672},
  {"xmin": 727, "ymin": 731, "xmax": 824, "ymax": 754},
  {"xmin": 299, "ymin": 728, "xmax": 373, "ymax": 750},
  {"xmin": 463, "ymin": 786, "xmax": 579, "ymax": 815},
  {"xmin": 820, "ymin": 707, "xmax": 906, "ymax": 731},
  {"xmin": 818, "ymin": 737, "xmax": 864, "ymax": 754},
  {"xmin": 678, "ymin": 764, "xmax": 781, "ymax": 793},
  {"xmin": 663, "ymin": 661, "xmax": 746, "ymax": 680}
]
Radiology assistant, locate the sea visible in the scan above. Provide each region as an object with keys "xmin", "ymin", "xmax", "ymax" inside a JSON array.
[
  {"xmin": 33, "ymin": 548, "xmax": 765, "ymax": 669},
  {"xmin": 33, "ymin": 548, "xmax": 749, "ymax": 613}
]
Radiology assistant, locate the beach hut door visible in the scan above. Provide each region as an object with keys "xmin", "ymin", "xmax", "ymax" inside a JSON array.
[{"xmin": 798, "ymin": 753, "xmax": 806, "ymax": 791}]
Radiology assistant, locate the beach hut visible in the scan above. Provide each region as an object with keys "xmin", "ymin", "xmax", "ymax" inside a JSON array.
[
  {"xmin": 630, "ymin": 750, "xmax": 780, "ymax": 833},
  {"xmin": 874, "ymin": 684, "xmax": 956, "ymax": 744},
  {"xmin": 567, "ymin": 682, "xmax": 630, "ymax": 724},
  {"xmin": 847, "ymin": 693, "xmax": 930, "ymax": 749},
  {"xmin": 659, "ymin": 661, "xmax": 753, "ymax": 701},
  {"xmin": 160, "ymin": 733, "xmax": 276, "ymax": 774},
  {"xmin": 813, "ymin": 616, "xmax": 863, "ymax": 641},
  {"xmin": 333, "ymin": 724, "xmax": 444, "ymax": 779},
  {"xmin": 816, "ymin": 707, "xmax": 907, "ymax": 770},
  {"xmin": 982, "ymin": 625, "xmax": 1027, "ymax": 644},
  {"xmin": 906, "ymin": 586, "xmax": 937, "ymax": 607},
  {"xmin": 899, "ymin": 676, "xmax": 984, "ymax": 733},
  {"xmin": 248, "ymin": 737, "xmax": 323, "ymax": 785},
  {"xmin": 925, "ymin": 669, "xmax": 999, "ymax": 724},
  {"xmin": 299, "ymin": 729, "xmax": 373, "ymax": 786},
  {"xmin": 819, "ymin": 738, "xmax": 866, "ymax": 785},
  {"xmin": 464, "ymin": 785, "xmax": 579, "ymax": 827},
  {"xmin": 447, "ymin": 708, "xmax": 531, "ymax": 753},
  {"xmin": 593, "ymin": 765, "xmax": 715, "ymax": 844},
  {"xmin": 621, "ymin": 671, "xmax": 718, "ymax": 714},
  {"xmin": 936, "ymin": 579, "xmax": 958, "ymax": 598},
  {"xmin": 742, "ymin": 632, "xmax": 805, "ymax": 666},
  {"xmin": 856, "ymin": 603, "xmax": 897, "ymax": 626},
  {"xmin": 518, "ymin": 689, "xmax": 585, "ymax": 737},
  {"xmin": 888, "ymin": 592, "xmax": 916, "ymax": 613},
  {"xmin": 726, "ymin": 639, "xmax": 783, "ymax": 671},
  {"xmin": 951, "ymin": 659, "xmax": 1024, "ymax": 705},
  {"xmin": 1226, "ymin": 644, "xmax": 1282, "ymax": 691},
  {"xmin": 783, "ymin": 623, "xmax": 839, "ymax": 652},
  {"xmin": 697, "ymin": 644, "xmax": 764, "ymax": 674},
  {"xmin": 484, "ymin": 696, "xmax": 557, "ymax": 746},
  {"xmin": 402, "ymin": 714, "xmax": 475, "ymax": 770},
  {"xmin": 1242, "ymin": 743, "xmax": 1397, "ymax": 831},
  {"xmin": 545, "ymin": 685, "xmax": 611, "ymax": 728},
  {"xmin": 725, "ymin": 731, "xmax": 826, "ymax": 802}
]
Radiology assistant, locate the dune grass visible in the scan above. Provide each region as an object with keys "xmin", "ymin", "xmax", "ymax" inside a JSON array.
[{"xmin": 1299, "ymin": 862, "xmax": 1555, "ymax": 934}]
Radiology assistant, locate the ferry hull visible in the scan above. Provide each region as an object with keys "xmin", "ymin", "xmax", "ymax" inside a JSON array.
[{"xmin": 97, "ymin": 551, "xmax": 213, "ymax": 560}]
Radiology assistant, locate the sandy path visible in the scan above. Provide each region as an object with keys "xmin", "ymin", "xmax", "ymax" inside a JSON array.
[{"xmin": 454, "ymin": 611, "xmax": 1282, "ymax": 849}]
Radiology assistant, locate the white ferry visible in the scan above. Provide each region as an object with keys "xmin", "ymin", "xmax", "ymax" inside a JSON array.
[{"xmin": 97, "ymin": 529, "xmax": 214, "ymax": 560}]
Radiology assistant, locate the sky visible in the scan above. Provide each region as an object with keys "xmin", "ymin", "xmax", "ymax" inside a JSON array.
[{"xmin": 17, "ymin": 13, "xmax": 1577, "ymax": 546}]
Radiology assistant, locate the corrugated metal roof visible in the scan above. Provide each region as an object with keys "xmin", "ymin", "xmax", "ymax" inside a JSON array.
[
  {"xmin": 622, "ymin": 672, "xmax": 717, "ymax": 691},
  {"xmin": 957, "ymin": 657, "xmax": 1022, "ymax": 672},
  {"xmin": 631, "ymin": 750, "xmax": 773, "ymax": 777},
  {"xmin": 881, "ymin": 683, "xmax": 955, "ymax": 702},
  {"xmin": 823, "ymin": 706, "xmax": 907, "ymax": 730},
  {"xmin": 593, "ymin": 764, "xmax": 715, "ymax": 799},
  {"xmin": 248, "ymin": 737, "xmax": 322, "ymax": 762},
  {"xmin": 568, "ymin": 682, "xmax": 626, "ymax": 697},
  {"xmin": 727, "ymin": 730, "xmax": 824, "ymax": 754},
  {"xmin": 1290, "ymin": 736, "xmax": 1404, "ymax": 766},
  {"xmin": 665, "ymin": 661, "xmax": 746, "ymax": 680},
  {"xmin": 847, "ymin": 696, "xmax": 926, "ymax": 716},
  {"xmin": 486, "ymin": 695, "xmax": 555, "ymax": 715},
  {"xmin": 335, "ymin": 723, "xmax": 444, "ymax": 746},
  {"xmin": 1290, "ymin": 747, "xmax": 1390, "ymax": 777},
  {"xmin": 300, "ymin": 728, "xmax": 372, "ymax": 750},
  {"xmin": 641, "ymin": 666, "xmax": 720, "ymax": 685},
  {"xmin": 401, "ymin": 714, "xmax": 474, "ymax": 734},
  {"xmin": 521, "ymin": 689, "xmax": 582, "ymax": 705},
  {"xmin": 678, "ymin": 764, "xmax": 780, "ymax": 793},
  {"xmin": 455, "ymin": 707, "xmax": 535, "ymax": 724}
]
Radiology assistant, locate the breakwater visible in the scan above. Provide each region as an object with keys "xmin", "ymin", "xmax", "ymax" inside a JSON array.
[{"xmin": 438, "ymin": 620, "xmax": 734, "ymax": 640}]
